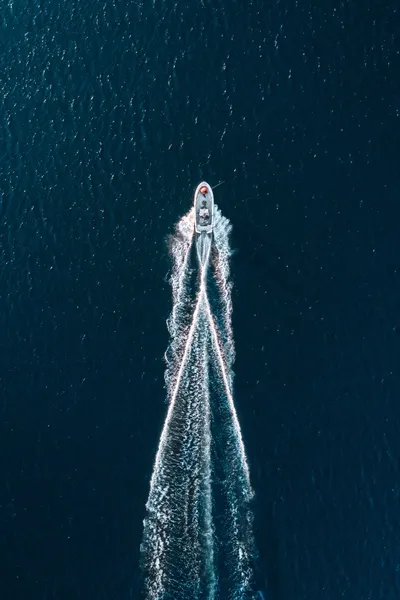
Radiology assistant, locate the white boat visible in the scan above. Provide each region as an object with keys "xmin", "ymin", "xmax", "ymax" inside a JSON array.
[{"xmin": 194, "ymin": 181, "xmax": 214, "ymax": 234}]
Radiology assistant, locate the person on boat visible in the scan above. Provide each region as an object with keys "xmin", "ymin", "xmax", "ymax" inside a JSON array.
[{"xmin": 199, "ymin": 207, "xmax": 209, "ymax": 218}]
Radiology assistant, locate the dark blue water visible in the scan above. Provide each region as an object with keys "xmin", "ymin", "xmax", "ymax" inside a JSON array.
[{"xmin": 1, "ymin": 1, "xmax": 399, "ymax": 598}]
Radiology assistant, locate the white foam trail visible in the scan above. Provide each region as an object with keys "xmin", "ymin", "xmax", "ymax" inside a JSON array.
[
  {"xmin": 196, "ymin": 231, "xmax": 212, "ymax": 267},
  {"xmin": 142, "ymin": 203, "xmax": 255, "ymax": 599},
  {"xmin": 168, "ymin": 208, "xmax": 194, "ymax": 332},
  {"xmin": 142, "ymin": 306, "xmax": 211, "ymax": 598},
  {"xmin": 212, "ymin": 207, "xmax": 235, "ymax": 364},
  {"xmin": 165, "ymin": 209, "xmax": 195, "ymax": 397}
]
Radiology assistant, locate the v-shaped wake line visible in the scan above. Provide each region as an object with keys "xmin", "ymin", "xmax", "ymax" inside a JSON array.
[
  {"xmin": 148, "ymin": 234, "xmax": 210, "ymax": 500},
  {"xmin": 202, "ymin": 289, "xmax": 253, "ymax": 498},
  {"xmin": 141, "ymin": 204, "xmax": 257, "ymax": 600}
]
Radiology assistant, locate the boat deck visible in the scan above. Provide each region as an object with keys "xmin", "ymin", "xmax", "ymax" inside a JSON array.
[{"xmin": 194, "ymin": 182, "xmax": 214, "ymax": 234}]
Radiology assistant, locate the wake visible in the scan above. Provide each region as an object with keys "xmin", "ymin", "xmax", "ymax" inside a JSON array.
[{"xmin": 141, "ymin": 205, "xmax": 256, "ymax": 599}]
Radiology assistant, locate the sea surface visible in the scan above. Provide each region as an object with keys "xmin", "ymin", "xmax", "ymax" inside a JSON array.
[{"xmin": 1, "ymin": 0, "xmax": 399, "ymax": 599}]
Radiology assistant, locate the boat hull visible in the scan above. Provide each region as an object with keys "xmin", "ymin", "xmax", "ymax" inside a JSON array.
[{"xmin": 194, "ymin": 181, "xmax": 214, "ymax": 234}]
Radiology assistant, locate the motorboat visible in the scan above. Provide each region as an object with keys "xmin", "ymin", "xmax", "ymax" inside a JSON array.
[{"xmin": 194, "ymin": 181, "xmax": 214, "ymax": 234}]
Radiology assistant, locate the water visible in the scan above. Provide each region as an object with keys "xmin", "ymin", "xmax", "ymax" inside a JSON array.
[{"xmin": 0, "ymin": 1, "xmax": 399, "ymax": 599}]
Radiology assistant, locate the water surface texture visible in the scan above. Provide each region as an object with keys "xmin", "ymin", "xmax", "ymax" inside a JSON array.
[{"xmin": 0, "ymin": 1, "xmax": 399, "ymax": 599}]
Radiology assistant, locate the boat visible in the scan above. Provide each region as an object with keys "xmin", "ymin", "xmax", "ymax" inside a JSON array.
[{"xmin": 194, "ymin": 181, "xmax": 214, "ymax": 234}]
